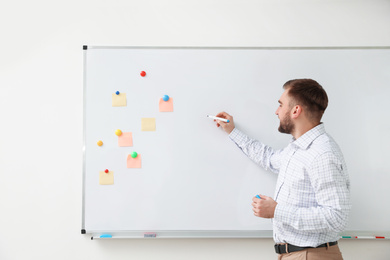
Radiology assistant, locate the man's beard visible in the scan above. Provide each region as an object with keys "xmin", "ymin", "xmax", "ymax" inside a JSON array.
[{"xmin": 278, "ymin": 113, "xmax": 294, "ymax": 134}]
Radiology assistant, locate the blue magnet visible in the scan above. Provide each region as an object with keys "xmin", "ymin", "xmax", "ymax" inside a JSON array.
[
  {"xmin": 162, "ymin": 95, "xmax": 169, "ymax": 101},
  {"xmin": 116, "ymin": 91, "xmax": 120, "ymax": 95}
]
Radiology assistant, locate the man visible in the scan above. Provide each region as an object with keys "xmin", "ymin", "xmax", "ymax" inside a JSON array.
[{"xmin": 215, "ymin": 79, "xmax": 351, "ymax": 259}]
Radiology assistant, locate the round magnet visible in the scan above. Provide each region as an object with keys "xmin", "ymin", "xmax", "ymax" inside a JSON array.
[
  {"xmin": 97, "ymin": 140, "xmax": 103, "ymax": 146},
  {"xmin": 131, "ymin": 151, "xmax": 138, "ymax": 158},
  {"xmin": 115, "ymin": 129, "xmax": 122, "ymax": 136},
  {"xmin": 105, "ymin": 169, "xmax": 109, "ymax": 173},
  {"xmin": 116, "ymin": 91, "xmax": 120, "ymax": 95},
  {"xmin": 140, "ymin": 71, "xmax": 146, "ymax": 77},
  {"xmin": 162, "ymin": 95, "xmax": 169, "ymax": 101}
]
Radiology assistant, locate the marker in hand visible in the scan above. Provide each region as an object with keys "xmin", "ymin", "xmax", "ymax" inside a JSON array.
[
  {"xmin": 256, "ymin": 195, "xmax": 261, "ymax": 199},
  {"xmin": 207, "ymin": 115, "xmax": 230, "ymax": 123}
]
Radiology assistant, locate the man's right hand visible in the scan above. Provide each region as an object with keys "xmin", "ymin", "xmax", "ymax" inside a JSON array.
[{"xmin": 215, "ymin": 111, "xmax": 235, "ymax": 134}]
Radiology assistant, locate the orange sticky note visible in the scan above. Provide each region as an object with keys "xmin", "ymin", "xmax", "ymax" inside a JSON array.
[
  {"xmin": 118, "ymin": 132, "xmax": 133, "ymax": 147},
  {"xmin": 99, "ymin": 171, "xmax": 114, "ymax": 185},
  {"xmin": 127, "ymin": 154, "xmax": 142, "ymax": 168},
  {"xmin": 159, "ymin": 98, "xmax": 174, "ymax": 112}
]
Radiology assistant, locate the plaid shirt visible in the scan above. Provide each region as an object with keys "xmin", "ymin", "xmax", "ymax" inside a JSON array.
[{"xmin": 229, "ymin": 123, "xmax": 351, "ymax": 247}]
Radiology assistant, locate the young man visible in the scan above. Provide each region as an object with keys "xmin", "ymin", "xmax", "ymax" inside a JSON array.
[{"xmin": 215, "ymin": 79, "xmax": 351, "ymax": 260}]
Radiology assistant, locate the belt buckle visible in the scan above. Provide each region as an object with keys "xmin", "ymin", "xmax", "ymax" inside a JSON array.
[{"xmin": 274, "ymin": 244, "xmax": 282, "ymax": 254}]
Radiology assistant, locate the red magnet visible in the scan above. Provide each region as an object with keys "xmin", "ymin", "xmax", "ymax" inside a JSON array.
[
  {"xmin": 140, "ymin": 71, "xmax": 146, "ymax": 77},
  {"xmin": 104, "ymin": 169, "xmax": 109, "ymax": 173}
]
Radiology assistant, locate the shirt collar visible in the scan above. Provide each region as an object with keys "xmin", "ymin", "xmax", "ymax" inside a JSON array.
[{"xmin": 290, "ymin": 123, "xmax": 326, "ymax": 150}]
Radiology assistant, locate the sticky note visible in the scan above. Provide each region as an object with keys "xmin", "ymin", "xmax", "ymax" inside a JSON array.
[
  {"xmin": 141, "ymin": 118, "xmax": 156, "ymax": 131},
  {"xmin": 99, "ymin": 171, "xmax": 114, "ymax": 185},
  {"xmin": 118, "ymin": 132, "xmax": 133, "ymax": 147},
  {"xmin": 127, "ymin": 154, "xmax": 142, "ymax": 168},
  {"xmin": 112, "ymin": 93, "xmax": 127, "ymax": 107},
  {"xmin": 159, "ymin": 98, "xmax": 174, "ymax": 112}
]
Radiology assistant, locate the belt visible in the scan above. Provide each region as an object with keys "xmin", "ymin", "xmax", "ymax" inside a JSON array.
[{"xmin": 274, "ymin": 241, "xmax": 338, "ymax": 254}]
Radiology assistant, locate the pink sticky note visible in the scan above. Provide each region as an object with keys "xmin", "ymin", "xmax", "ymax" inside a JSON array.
[
  {"xmin": 127, "ymin": 154, "xmax": 142, "ymax": 168},
  {"xmin": 118, "ymin": 132, "xmax": 133, "ymax": 147},
  {"xmin": 159, "ymin": 98, "xmax": 174, "ymax": 112}
]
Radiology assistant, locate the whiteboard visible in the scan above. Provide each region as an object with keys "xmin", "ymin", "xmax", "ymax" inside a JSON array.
[{"xmin": 82, "ymin": 47, "xmax": 390, "ymax": 238}]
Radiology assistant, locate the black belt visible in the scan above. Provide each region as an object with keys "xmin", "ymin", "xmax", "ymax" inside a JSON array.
[{"xmin": 274, "ymin": 241, "xmax": 338, "ymax": 254}]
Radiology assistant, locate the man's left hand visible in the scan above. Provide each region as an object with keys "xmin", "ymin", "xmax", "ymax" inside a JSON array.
[{"xmin": 252, "ymin": 195, "xmax": 277, "ymax": 218}]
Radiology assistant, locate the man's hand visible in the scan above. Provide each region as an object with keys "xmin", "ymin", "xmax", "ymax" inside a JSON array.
[
  {"xmin": 252, "ymin": 195, "xmax": 277, "ymax": 218},
  {"xmin": 215, "ymin": 111, "xmax": 235, "ymax": 134}
]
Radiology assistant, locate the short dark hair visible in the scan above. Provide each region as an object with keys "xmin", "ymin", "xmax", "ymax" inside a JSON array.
[{"xmin": 283, "ymin": 79, "xmax": 328, "ymax": 122}]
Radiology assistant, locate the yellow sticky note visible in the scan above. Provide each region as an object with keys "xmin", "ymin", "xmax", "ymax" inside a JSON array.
[
  {"xmin": 112, "ymin": 93, "xmax": 127, "ymax": 107},
  {"xmin": 99, "ymin": 171, "xmax": 114, "ymax": 185},
  {"xmin": 141, "ymin": 118, "xmax": 156, "ymax": 131},
  {"xmin": 159, "ymin": 98, "xmax": 174, "ymax": 112}
]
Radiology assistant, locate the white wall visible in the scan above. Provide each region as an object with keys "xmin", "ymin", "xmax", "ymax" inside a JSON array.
[{"xmin": 0, "ymin": 0, "xmax": 389, "ymax": 259}]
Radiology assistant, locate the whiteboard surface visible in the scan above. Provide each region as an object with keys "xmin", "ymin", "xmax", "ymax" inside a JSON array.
[{"xmin": 83, "ymin": 47, "xmax": 390, "ymax": 238}]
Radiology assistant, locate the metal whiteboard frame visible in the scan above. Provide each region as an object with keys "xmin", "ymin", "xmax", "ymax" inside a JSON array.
[{"xmin": 82, "ymin": 46, "xmax": 390, "ymax": 239}]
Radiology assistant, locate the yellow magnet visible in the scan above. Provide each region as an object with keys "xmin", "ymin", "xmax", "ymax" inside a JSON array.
[
  {"xmin": 115, "ymin": 129, "xmax": 122, "ymax": 136},
  {"xmin": 97, "ymin": 140, "xmax": 103, "ymax": 146}
]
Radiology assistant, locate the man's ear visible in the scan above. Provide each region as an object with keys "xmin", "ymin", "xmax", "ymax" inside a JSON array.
[{"xmin": 291, "ymin": 105, "xmax": 302, "ymax": 119}]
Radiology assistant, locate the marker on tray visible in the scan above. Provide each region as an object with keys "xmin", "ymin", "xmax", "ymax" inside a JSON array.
[
  {"xmin": 354, "ymin": 236, "xmax": 375, "ymax": 239},
  {"xmin": 207, "ymin": 115, "xmax": 230, "ymax": 123}
]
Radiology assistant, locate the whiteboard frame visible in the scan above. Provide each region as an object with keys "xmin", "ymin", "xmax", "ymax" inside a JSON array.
[{"xmin": 81, "ymin": 46, "xmax": 390, "ymax": 239}]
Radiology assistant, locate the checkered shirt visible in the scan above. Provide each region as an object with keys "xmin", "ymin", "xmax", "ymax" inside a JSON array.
[{"xmin": 229, "ymin": 123, "xmax": 351, "ymax": 247}]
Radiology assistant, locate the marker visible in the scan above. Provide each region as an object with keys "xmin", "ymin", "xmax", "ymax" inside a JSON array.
[
  {"xmin": 100, "ymin": 234, "xmax": 112, "ymax": 238},
  {"xmin": 354, "ymin": 236, "xmax": 375, "ymax": 239},
  {"xmin": 256, "ymin": 195, "xmax": 261, "ymax": 199},
  {"xmin": 341, "ymin": 236, "xmax": 352, "ymax": 238},
  {"xmin": 207, "ymin": 115, "xmax": 230, "ymax": 123},
  {"xmin": 375, "ymin": 236, "xmax": 385, "ymax": 239}
]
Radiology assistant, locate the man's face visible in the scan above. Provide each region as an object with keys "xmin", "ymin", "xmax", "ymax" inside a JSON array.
[{"xmin": 275, "ymin": 90, "xmax": 295, "ymax": 134}]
